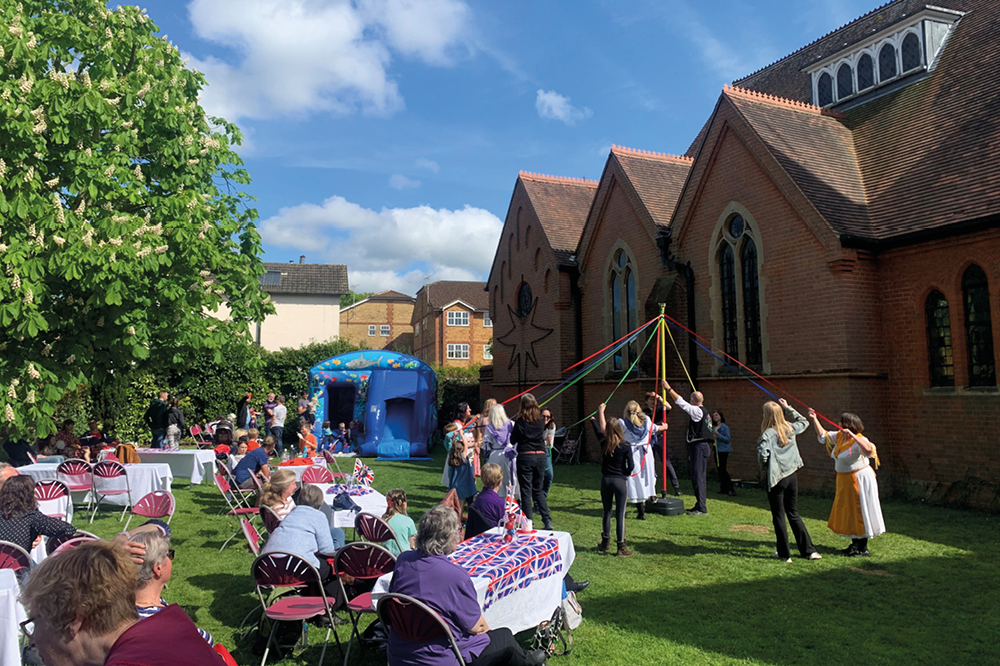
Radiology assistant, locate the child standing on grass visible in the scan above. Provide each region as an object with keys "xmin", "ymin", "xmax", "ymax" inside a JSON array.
[
  {"xmin": 381, "ymin": 488, "xmax": 418, "ymax": 556},
  {"xmin": 595, "ymin": 403, "xmax": 634, "ymax": 557},
  {"xmin": 809, "ymin": 409, "xmax": 885, "ymax": 557},
  {"xmin": 757, "ymin": 399, "xmax": 821, "ymax": 563},
  {"xmin": 446, "ymin": 422, "xmax": 477, "ymax": 514},
  {"xmin": 297, "ymin": 421, "xmax": 318, "ymax": 458}
]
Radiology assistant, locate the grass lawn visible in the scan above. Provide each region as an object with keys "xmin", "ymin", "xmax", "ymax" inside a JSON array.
[{"xmin": 80, "ymin": 453, "xmax": 1000, "ymax": 666}]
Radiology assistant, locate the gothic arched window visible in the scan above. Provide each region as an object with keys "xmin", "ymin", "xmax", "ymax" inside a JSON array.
[
  {"xmin": 516, "ymin": 282, "xmax": 533, "ymax": 319},
  {"xmin": 837, "ymin": 63, "xmax": 854, "ymax": 100},
  {"xmin": 817, "ymin": 72, "xmax": 833, "ymax": 106},
  {"xmin": 962, "ymin": 265, "xmax": 996, "ymax": 386},
  {"xmin": 925, "ymin": 290, "xmax": 954, "ymax": 387},
  {"xmin": 608, "ymin": 248, "xmax": 637, "ymax": 372},
  {"xmin": 857, "ymin": 53, "xmax": 875, "ymax": 90},
  {"xmin": 720, "ymin": 245, "xmax": 737, "ymax": 358},
  {"xmin": 714, "ymin": 212, "xmax": 765, "ymax": 370},
  {"xmin": 879, "ymin": 43, "xmax": 897, "ymax": 81},
  {"xmin": 901, "ymin": 32, "xmax": 922, "ymax": 71},
  {"xmin": 741, "ymin": 238, "xmax": 762, "ymax": 367}
]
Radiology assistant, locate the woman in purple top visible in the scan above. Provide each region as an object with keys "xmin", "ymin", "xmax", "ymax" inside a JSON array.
[
  {"xmin": 387, "ymin": 505, "xmax": 547, "ymax": 666},
  {"xmin": 465, "ymin": 463, "xmax": 506, "ymax": 539}
]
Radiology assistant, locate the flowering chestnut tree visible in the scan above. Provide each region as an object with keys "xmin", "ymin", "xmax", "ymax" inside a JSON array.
[{"xmin": 0, "ymin": 1, "xmax": 273, "ymax": 436}]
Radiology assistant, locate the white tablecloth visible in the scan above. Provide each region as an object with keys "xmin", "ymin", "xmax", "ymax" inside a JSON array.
[
  {"xmin": 0, "ymin": 569, "xmax": 26, "ymax": 666},
  {"xmin": 18, "ymin": 463, "xmax": 173, "ymax": 506},
  {"xmin": 275, "ymin": 460, "xmax": 329, "ymax": 481},
  {"xmin": 134, "ymin": 449, "xmax": 216, "ymax": 484},
  {"xmin": 314, "ymin": 484, "xmax": 387, "ymax": 528},
  {"xmin": 372, "ymin": 528, "xmax": 575, "ymax": 635}
]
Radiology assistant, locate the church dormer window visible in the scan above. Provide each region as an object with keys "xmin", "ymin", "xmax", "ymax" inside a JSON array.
[
  {"xmin": 837, "ymin": 63, "xmax": 854, "ymax": 99},
  {"xmin": 857, "ymin": 53, "xmax": 875, "ymax": 90},
  {"xmin": 817, "ymin": 72, "xmax": 833, "ymax": 107},
  {"xmin": 878, "ymin": 43, "xmax": 897, "ymax": 81},
  {"xmin": 901, "ymin": 32, "xmax": 922, "ymax": 71}
]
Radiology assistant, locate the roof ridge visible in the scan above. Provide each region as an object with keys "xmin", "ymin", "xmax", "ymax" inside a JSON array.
[
  {"xmin": 732, "ymin": 0, "xmax": 903, "ymax": 83},
  {"xmin": 611, "ymin": 145, "xmax": 694, "ymax": 163},
  {"xmin": 519, "ymin": 171, "xmax": 598, "ymax": 186},
  {"xmin": 723, "ymin": 84, "xmax": 845, "ymax": 118}
]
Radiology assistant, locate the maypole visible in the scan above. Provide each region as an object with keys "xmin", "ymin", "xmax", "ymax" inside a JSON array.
[{"xmin": 658, "ymin": 305, "xmax": 669, "ymax": 497}]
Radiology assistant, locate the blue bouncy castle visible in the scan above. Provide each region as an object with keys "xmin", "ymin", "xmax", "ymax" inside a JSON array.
[{"xmin": 308, "ymin": 351, "xmax": 437, "ymax": 459}]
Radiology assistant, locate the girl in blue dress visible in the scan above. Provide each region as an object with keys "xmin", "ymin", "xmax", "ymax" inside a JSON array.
[{"xmin": 446, "ymin": 422, "xmax": 477, "ymax": 513}]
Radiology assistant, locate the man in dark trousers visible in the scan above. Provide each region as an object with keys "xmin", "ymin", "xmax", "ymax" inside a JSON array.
[
  {"xmin": 236, "ymin": 392, "xmax": 251, "ymax": 429},
  {"xmin": 143, "ymin": 391, "xmax": 169, "ymax": 449},
  {"xmin": 661, "ymin": 380, "xmax": 712, "ymax": 515},
  {"xmin": 645, "ymin": 392, "xmax": 681, "ymax": 497}
]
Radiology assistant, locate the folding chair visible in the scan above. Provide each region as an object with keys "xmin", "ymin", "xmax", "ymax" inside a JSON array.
[
  {"xmin": 126, "ymin": 490, "xmax": 175, "ymax": 530},
  {"xmin": 26, "ymin": 449, "xmax": 38, "ymax": 464},
  {"xmin": 89, "ymin": 460, "xmax": 133, "ymax": 523},
  {"xmin": 242, "ymin": 518, "xmax": 263, "ymax": 556},
  {"xmin": 334, "ymin": 543, "xmax": 396, "ymax": 664},
  {"xmin": 191, "ymin": 424, "xmax": 214, "ymax": 448},
  {"xmin": 354, "ymin": 512, "xmax": 397, "ymax": 545},
  {"xmin": 377, "ymin": 592, "xmax": 468, "ymax": 666},
  {"xmin": 56, "ymin": 460, "xmax": 93, "ymax": 513},
  {"xmin": 34, "ymin": 479, "xmax": 71, "ymax": 521},
  {"xmin": 261, "ymin": 504, "xmax": 283, "ymax": 534},
  {"xmin": 302, "ymin": 466, "xmax": 334, "ymax": 484},
  {"xmin": 0, "ymin": 541, "xmax": 34, "ymax": 585},
  {"xmin": 46, "ymin": 531, "xmax": 98, "ymax": 556},
  {"xmin": 552, "ymin": 433, "xmax": 581, "ymax": 465},
  {"xmin": 251, "ymin": 551, "xmax": 343, "ymax": 666},
  {"xmin": 214, "ymin": 474, "xmax": 259, "ymax": 551},
  {"xmin": 322, "ymin": 451, "xmax": 349, "ymax": 480},
  {"xmin": 51, "ymin": 535, "xmax": 99, "ymax": 555}
]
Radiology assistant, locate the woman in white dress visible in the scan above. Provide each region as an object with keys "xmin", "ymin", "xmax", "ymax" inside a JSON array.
[
  {"xmin": 481, "ymin": 404, "xmax": 519, "ymax": 498},
  {"xmin": 620, "ymin": 400, "xmax": 665, "ymax": 520}
]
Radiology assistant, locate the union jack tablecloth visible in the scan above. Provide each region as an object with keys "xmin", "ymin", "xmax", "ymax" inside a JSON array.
[{"xmin": 372, "ymin": 528, "xmax": 575, "ymax": 634}]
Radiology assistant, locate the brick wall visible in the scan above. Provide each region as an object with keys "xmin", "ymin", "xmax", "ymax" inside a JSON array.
[{"xmin": 340, "ymin": 299, "xmax": 414, "ymax": 350}]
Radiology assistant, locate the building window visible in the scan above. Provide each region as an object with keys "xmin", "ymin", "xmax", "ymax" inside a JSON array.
[
  {"xmin": 720, "ymin": 245, "xmax": 738, "ymax": 358},
  {"xmin": 837, "ymin": 62, "xmax": 853, "ymax": 99},
  {"xmin": 925, "ymin": 290, "xmax": 954, "ymax": 387},
  {"xmin": 483, "ymin": 313, "xmax": 493, "ymax": 328},
  {"xmin": 817, "ymin": 72, "xmax": 833, "ymax": 106},
  {"xmin": 879, "ymin": 43, "xmax": 897, "ymax": 81},
  {"xmin": 607, "ymin": 248, "xmax": 638, "ymax": 372},
  {"xmin": 415, "ymin": 322, "xmax": 420, "ymax": 337},
  {"xmin": 516, "ymin": 282, "xmax": 533, "ymax": 318},
  {"xmin": 741, "ymin": 238, "xmax": 762, "ymax": 367},
  {"xmin": 962, "ymin": 265, "xmax": 996, "ymax": 387},
  {"xmin": 447, "ymin": 311, "xmax": 469, "ymax": 327},
  {"xmin": 447, "ymin": 344, "xmax": 470, "ymax": 360},
  {"xmin": 857, "ymin": 53, "xmax": 875, "ymax": 90},
  {"xmin": 368, "ymin": 325, "xmax": 376, "ymax": 336},
  {"xmin": 901, "ymin": 32, "xmax": 922, "ymax": 71},
  {"xmin": 380, "ymin": 325, "xmax": 390, "ymax": 336},
  {"xmin": 483, "ymin": 345, "xmax": 493, "ymax": 361}
]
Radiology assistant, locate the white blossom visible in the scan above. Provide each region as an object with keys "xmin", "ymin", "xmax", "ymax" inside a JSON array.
[
  {"xmin": 187, "ymin": 159, "xmax": 199, "ymax": 166},
  {"xmin": 137, "ymin": 82, "xmax": 151, "ymax": 98},
  {"xmin": 199, "ymin": 270, "xmax": 211, "ymax": 277},
  {"xmin": 26, "ymin": 389, "xmax": 35, "ymax": 404},
  {"xmin": 66, "ymin": 354, "xmax": 76, "ymax": 364},
  {"xmin": 207, "ymin": 325, "xmax": 217, "ymax": 332},
  {"xmin": 128, "ymin": 326, "xmax": 136, "ymax": 335},
  {"xmin": 104, "ymin": 166, "xmax": 114, "ymax": 178},
  {"xmin": 155, "ymin": 245, "xmax": 168, "ymax": 254},
  {"xmin": 42, "ymin": 343, "xmax": 51, "ymax": 356},
  {"xmin": 28, "ymin": 363, "xmax": 40, "ymax": 379},
  {"xmin": 122, "ymin": 120, "xmax": 133, "ymax": 128},
  {"xmin": 0, "ymin": 244, "xmax": 6, "ymax": 252},
  {"xmin": 12, "ymin": 274, "xmax": 21, "ymax": 289},
  {"xmin": 24, "ymin": 166, "xmax": 34, "ymax": 182},
  {"xmin": 99, "ymin": 78, "xmax": 112, "ymax": 91},
  {"xmin": 19, "ymin": 74, "xmax": 33, "ymax": 94},
  {"xmin": 75, "ymin": 199, "xmax": 86, "ymax": 215},
  {"xmin": 7, "ymin": 385, "xmax": 16, "ymax": 399},
  {"xmin": 109, "ymin": 253, "xmax": 116, "ymax": 263},
  {"xmin": 45, "ymin": 177, "xmax": 58, "ymax": 188},
  {"xmin": 4, "ymin": 404, "xmax": 13, "ymax": 422},
  {"xmin": 109, "ymin": 237, "xmax": 122, "ymax": 246},
  {"xmin": 9, "ymin": 25, "xmax": 23, "ymax": 39},
  {"xmin": 97, "ymin": 316, "xmax": 104, "ymax": 327},
  {"xmin": 23, "ymin": 288, "xmax": 32, "ymax": 304},
  {"xmin": 0, "ymin": 159, "xmax": 5, "ymax": 178},
  {"xmin": 134, "ymin": 165, "xmax": 143, "ymax": 181},
  {"xmin": 52, "ymin": 236, "xmax": 65, "ymax": 246},
  {"xmin": 106, "ymin": 97, "xmax": 120, "ymax": 107}
]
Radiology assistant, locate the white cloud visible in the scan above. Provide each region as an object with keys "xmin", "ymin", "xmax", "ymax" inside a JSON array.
[
  {"xmin": 388, "ymin": 174, "xmax": 421, "ymax": 190},
  {"xmin": 259, "ymin": 195, "xmax": 502, "ymax": 294},
  {"xmin": 415, "ymin": 158, "xmax": 440, "ymax": 173},
  {"xmin": 535, "ymin": 89, "xmax": 592, "ymax": 126},
  {"xmin": 185, "ymin": 0, "xmax": 471, "ymax": 121}
]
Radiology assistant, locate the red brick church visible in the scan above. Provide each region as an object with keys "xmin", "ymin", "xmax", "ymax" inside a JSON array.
[{"xmin": 483, "ymin": 0, "xmax": 1000, "ymax": 508}]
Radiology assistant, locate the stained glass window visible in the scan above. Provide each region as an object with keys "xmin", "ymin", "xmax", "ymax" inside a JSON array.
[
  {"xmin": 720, "ymin": 245, "xmax": 737, "ymax": 358},
  {"xmin": 901, "ymin": 32, "xmax": 922, "ymax": 71},
  {"xmin": 625, "ymin": 267, "xmax": 637, "ymax": 364},
  {"xmin": 837, "ymin": 63, "xmax": 854, "ymax": 100},
  {"xmin": 879, "ymin": 43, "xmax": 897, "ymax": 81},
  {"xmin": 610, "ymin": 271, "xmax": 622, "ymax": 370},
  {"xmin": 516, "ymin": 282, "xmax": 533, "ymax": 319},
  {"xmin": 728, "ymin": 215, "xmax": 744, "ymax": 240},
  {"xmin": 741, "ymin": 239, "xmax": 762, "ymax": 367},
  {"xmin": 962, "ymin": 265, "xmax": 996, "ymax": 386},
  {"xmin": 857, "ymin": 53, "xmax": 875, "ymax": 90},
  {"xmin": 925, "ymin": 291, "xmax": 954, "ymax": 387}
]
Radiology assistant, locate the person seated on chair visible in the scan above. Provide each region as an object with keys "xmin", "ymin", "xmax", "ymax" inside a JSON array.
[
  {"xmin": 257, "ymin": 469, "xmax": 298, "ymax": 519},
  {"xmin": 388, "ymin": 505, "xmax": 548, "ymax": 666},
  {"xmin": 381, "ymin": 488, "xmax": 417, "ymax": 556},
  {"xmin": 21, "ymin": 539, "xmax": 222, "ymax": 666},
  {"xmin": 465, "ymin": 463, "xmax": 506, "ymax": 540},
  {"xmin": 261, "ymin": 483, "xmax": 346, "ymax": 602},
  {"xmin": 0, "ymin": 463, "xmax": 18, "ymax": 491},
  {"xmin": 229, "ymin": 434, "xmax": 250, "ymax": 458},
  {"xmin": 246, "ymin": 427, "xmax": 261, "ymax": 452},
  {"xmin": 131, "ymin": 530, "xmax": 215, "ymax": 645},
  {"xmin": 0, "ymin": 475, "xmax": 76, "ymax": 553},
  {"xmin": 318, "ymin": 420, "xmax": 334, "ymax": 453},
  {"xmin": 79, "ymin": 418, "xmax": 112, "ymax": 458},
  {"xmin": 2, "ymin": 426, "xmax": 38, "ymax": 467},
  {"xmin": 332, "ymin": 422, "xmax": 350, "ymax": 454},
  {"xmin": 229, "ymin": 439, "xmax": 248, "ymax": 467},
  {"xmin": 232, "ymin": 437, "xmax": 275, "ymax": 489}
]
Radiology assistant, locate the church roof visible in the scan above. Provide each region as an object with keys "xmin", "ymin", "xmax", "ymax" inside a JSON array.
[
  {"xmin": 518, "ymin": 172, "xmax": 598, "ymax": 264},
  {"xmin": 610, "ymin": 147, "xmax": 692, "ymax": 228}
]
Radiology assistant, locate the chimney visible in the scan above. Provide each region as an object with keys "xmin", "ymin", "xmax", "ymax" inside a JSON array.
[{"xmin": 299, "ymin": 255, "xmax": 306, "ymax": 264}]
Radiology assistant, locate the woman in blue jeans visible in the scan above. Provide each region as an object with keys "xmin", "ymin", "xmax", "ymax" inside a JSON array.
[
  {"xmin": 536, "ymin": 410, "xmax": 556, "ymax": 513},
  {"xmin": 511, "ymin": 394, "xmax": 553, "ymax": 530}
]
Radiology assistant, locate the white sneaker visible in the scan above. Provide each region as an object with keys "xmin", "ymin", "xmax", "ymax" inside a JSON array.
[
  {"xmin": 807, "ymin": 552, "xmax": 823, "ymax": 560},
  {"xmin": 772, "ymin": 552, "xmax": 792, "ymax": 563}
]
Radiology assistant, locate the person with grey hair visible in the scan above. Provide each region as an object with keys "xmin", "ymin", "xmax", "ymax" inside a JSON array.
[
  {"xmin": 662, "ymin": 380, "xmax": 713, "ymax": 515},
  {"xmin": 387, "ymin": 505, "xmax": 547, "ymax": 666},
  {"xmin": 0, "ymin": 462, "xmax": 17, "ymax": 491},
  {"xmin": 131, "ymin": 530, "xmax": 215, "ymax": 645}
]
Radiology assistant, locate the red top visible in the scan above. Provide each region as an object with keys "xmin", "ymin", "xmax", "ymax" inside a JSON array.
[
  {"xmin": 246, "ymin": 439, "xmax": 261, "ymax": 451},
  {"xmin": 300, "ymin": 433, "xmax": 317, "ymax": 457},
  {"xmin": 105, "ymin": 604, "xmax": 222, "ymax": 666}
]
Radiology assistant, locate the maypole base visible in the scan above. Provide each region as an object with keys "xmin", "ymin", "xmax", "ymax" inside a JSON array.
[{"xmin": 647, "ymin": 496, "xmax": 685, "ymax": 516}]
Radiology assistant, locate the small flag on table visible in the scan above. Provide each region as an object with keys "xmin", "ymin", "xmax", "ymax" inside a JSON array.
[
  {"xmin": 353, "ymin": 458, "xmax": 374, "ymax": 487},
  {"xmin": 503, "ymin": 484, "xmax": 524, "ymax": 542}
]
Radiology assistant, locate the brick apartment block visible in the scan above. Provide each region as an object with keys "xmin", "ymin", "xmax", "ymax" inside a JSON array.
[
  {"xmin": 412, "ymin": 281, "xmax": 493, "ymax": 368},
  {"xmin": 340, "ymin": 290, "xmax": 415, "ymax": 352}
]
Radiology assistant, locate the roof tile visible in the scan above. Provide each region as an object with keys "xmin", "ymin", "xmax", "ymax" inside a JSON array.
[
  {"xmin": 422, "ymin": 281, "xmax": 489, "ymax": 310},
  {"xmin": 518, "ymin": 172, "xmax": 598, "ymax": 260},
  {"xmin": 261, "ymin": 262, "xmax": 349, "ymax": 296}
]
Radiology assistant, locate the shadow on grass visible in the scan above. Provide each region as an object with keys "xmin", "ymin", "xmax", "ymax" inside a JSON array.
[{"xmin": 584, "ymin": 553, "xmax": 995, "ymax": 664}]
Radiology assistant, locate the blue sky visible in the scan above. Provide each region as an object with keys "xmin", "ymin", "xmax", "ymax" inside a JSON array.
[{"xmin": 140, "ymin": 0, "xmax": 876, "ymax": 295}]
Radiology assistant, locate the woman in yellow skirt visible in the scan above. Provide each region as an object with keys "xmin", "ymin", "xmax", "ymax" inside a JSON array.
[{"xmin": 808, "ymin": 410, "xmax": 885, "ymax": 556}]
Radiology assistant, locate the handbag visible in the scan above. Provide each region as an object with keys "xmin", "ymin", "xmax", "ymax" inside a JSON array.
[
  {"xmin": 331, "ymin": 493, "xmax": 360, "ymax": 512},
  {"xmin": 531, "ymin": 604, "xmax": 573, "ymax": 656},
  {"xmin": 562, "ymin": 590, "xmax": 583, "ymax": 630}
]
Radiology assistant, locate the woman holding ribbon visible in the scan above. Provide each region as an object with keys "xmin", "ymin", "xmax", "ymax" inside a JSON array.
[{"xmin": 620, "ymin": 400, "xmax": 665, "ymax": 520}]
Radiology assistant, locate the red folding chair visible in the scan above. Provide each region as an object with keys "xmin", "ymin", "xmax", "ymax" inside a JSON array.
[
  {"xmin": 334, "ymin": 543, "xmax": 396, "ymax": 664},
  {"xmin": 322, "ymin": 451, "xmax": 348, "ymax": 480},
  {"xmin": 51, "ymin": 535, "xmax": 99, "ymax": 555},
  {"xmin": 34, "ymin": 480, "xmax": 71, "ymax": 520},
  {"xmin": 26, "ymin": 449, "xmax": 38, "ymax": 464},
  {"xmin": 213, "ymin": 644, "xmax": 239, "ymax": 666},
  {"xmin": 191, "ymin": 424, "xmax": 214, "ymax": 448},
  {"xmin": 261, "ymin": 505, "xmax": 283, "ymax": 534},
  {"xmin": 57, "ymin": 460, "xmax": 93, "ymax": 512},
  {"xmin": 302, "ymin": 466, "xmax": 334, "ymax": 484},
  {"xmin": 242, "ymin": 518, "xmax": 263, "ymax": 556},
  {"xmin": 354, "ymin": 512, "xmax": 397, "ymax": 545},
  {"xmin": 89, "ymin": 460, "xmax": 133, "ymax": 523},
  {"xmin": 215, "ymin": 474, "xmax": 259, "ymax": 551},
  {"xmin": 126, "ymin": 490, "xmax": 175, "ymax": 530},
  {"xmin": 377, "ymin": 592, "xmax": 468, "ymax": 666},
  {"xmin": 251, "ymin": 551, "xmax": 343, "ymax": 666},
  {"xmin": 0, "ymin": 541, "xmax": 34, "ymax": 584},
  {"xmin": 46, "ymin": 531, "xmax": 98, "ymax": 556}
]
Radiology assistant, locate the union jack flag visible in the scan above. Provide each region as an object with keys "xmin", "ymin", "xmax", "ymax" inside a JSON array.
[
  {"xmin": 450, "ymin": 533, "xmax": 563, "ymax": 610},
  {"xmin": 504, "ymin": 485, "xmax": 525, "ymax": 524},
  {"xmin": 353, "ymin": 458, "xmax": 374, "ymax": 487}
]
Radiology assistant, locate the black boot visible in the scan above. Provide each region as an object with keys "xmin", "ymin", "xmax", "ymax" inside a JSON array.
[
  {"xmin": 636, "ymin": 502, "xmax": 646, "ymax": 520},
  {"xmin": 597, "ymin": 535, "xmax": 610, "ymax": 552}
]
